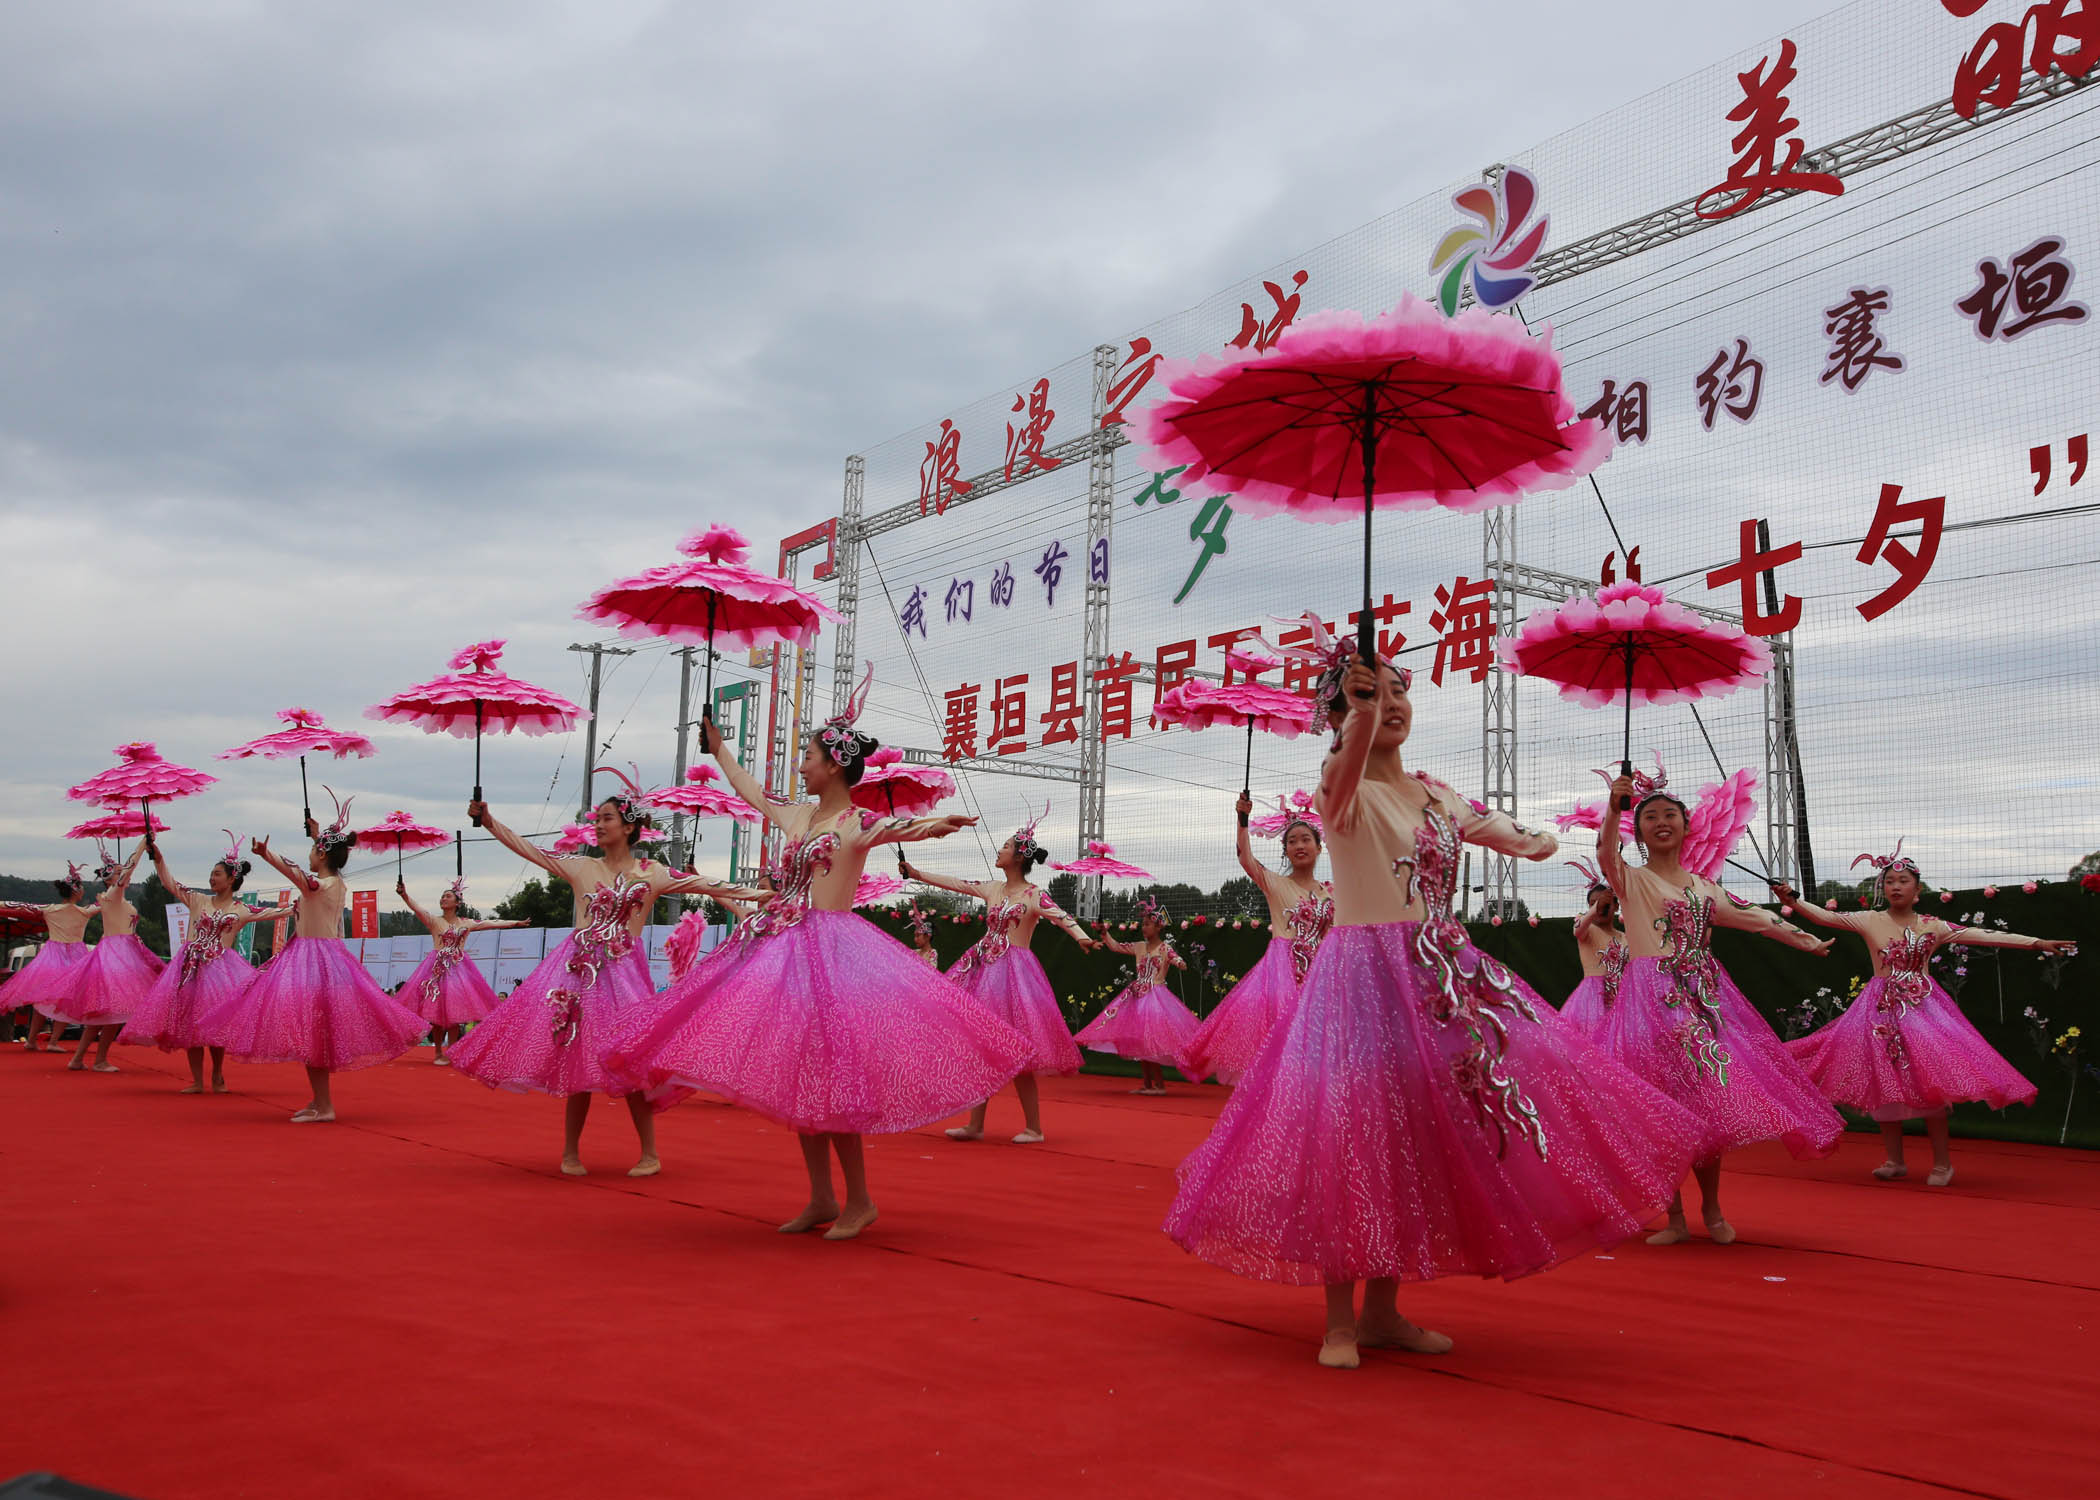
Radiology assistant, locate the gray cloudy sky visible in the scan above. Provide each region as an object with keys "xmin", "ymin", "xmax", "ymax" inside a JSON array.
[{"xmin": 3, "ymin": 0, "xmax": 1839, "ymax": 903}]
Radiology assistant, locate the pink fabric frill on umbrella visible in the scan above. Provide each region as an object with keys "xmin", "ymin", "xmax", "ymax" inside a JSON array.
[
  {"xmin": 1500, "ymin": 580, "xmax": 1771, "ymax": 708},
  {"xmin": 1053, "ymin": 841, "xmax": 1153, "ymax": 881},
  {"xmin": 219, "ymin": 707, "xmax": 376, "ymax": 762},
  {"xmin": 1131, "ymin": 296, "xmax": 1610, "ymax": 518},
  {"xmin": 1248, "ymin": 790, "xmax": 1322, "ymax": 839},
  {"xmin": 67, "ymin": 743, "xmax": 219, "ymax": 808},
  {"xmin": 853, "ymin": 873, "xmax": 904, "ymax": 906},
  {"xmin": 643, "ymin": 765, "xmax": 763, "ymax": 823},
  {"xmin": 1150, "ymin": 679, "xmax": 1314, "ymax": 738},
  {"xmin": 576, "ymin": 525, "xmax": 839, "ymax": 651},
  {"xmin": 851, "ymin": 747, "xmax": 955, "ymax": 818},
  {"xmin": 364, "ymin": 640, "xmax": 587, "ymax": 738},
  {"xmin": 65, "ymin": 810, "xmax": 170, "ymax": 841},
  {"xmin": 354, "ymin": 811, "xmax": 451, "ymax": 854}
]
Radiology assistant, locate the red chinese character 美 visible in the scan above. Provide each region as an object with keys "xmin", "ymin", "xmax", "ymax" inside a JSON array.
[
  {"xmin": 1705, "ymin": 519, "xmax": 1803, "ymax": 636},
  {"xmin": 1228, "ymin": 271, "xmax": 1309, "ymax": 353},
  {"xmin": 941, "ymin": 683, "xmax": 981, "ymax": 763},
  {"xmin": 1695, "ymin": 39, "xmax": 1843, "ymax": 220},
  {"xmin": 1095, "ymin": 653, "xmax": 1140, "ymax": 742},
  {"xmin": 1347, "ymin": 595, "xmax": 1412, "ymax": 659},
  {"xmin": 1581, "ymin": 380, "xmax": 1651, "ymax": 445},
  {"xmin": 1101, "ymin": 338, "xmax": 1162, "ymax": 428},
  {"xmin": 1039, "ymin": 662, "xmax": 1083, "ymax": 746},
  {"xmin": 1854, "ymin": 483, "xmax": 1945, "ymax": 623},
  {"xmin": 1696, "ymin": 339, "xmax": 1765, "ymax": 430},
  {"xmin": 1956, "ymin": 235, "xmax": 2090, "ymax": 342},
  {"xmin": 989, "ymin": 674, "xmax": 1030, "ymax": 756},
  {"xmin": 1004, "ymin": 378, "xmax": 1063, "ymax": 482},
  {"xmin": 1276, "ymin": 617, "xmax": 1339, "ymax": 695},
  {"xmin": 1153, "ymin": 639, "xmax": 1196, "ymax": 706},
  {"xmin": 918, "ymin": 419, "xmax": 973, "ymax": 517},
  {"xmin": 1951, "ymin": 1, "xmax": 2099, "ymax": 120},
  {"xmin": 1427, "ymin": 576, "xmax": 1497, "ymax": 686},
  {"xmin": 1821, "ymin": 287, "xmax": 1906, "ymax": 392}
]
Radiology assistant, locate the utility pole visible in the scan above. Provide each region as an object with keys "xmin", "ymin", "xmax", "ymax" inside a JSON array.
[{"xmin": 567, "ymin": 642, "xmax": 635, "ymax": 819}]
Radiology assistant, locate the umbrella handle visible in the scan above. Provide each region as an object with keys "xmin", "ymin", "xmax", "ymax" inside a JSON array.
[
  {"xmin": 471, "ymin": 699, "xmax": 485, "ymax": 828},
  {"xmin": 1354, "ymin": 385, "xmax": 1378, "ymax": 699},
  {"xmin": 1618, "ymin": 642, "xmax": 1637, "ymax": 811},
  {"xmin": 299, "ymin": 755, "xmax": 311, "ymax": 826},
  {"xmin": 1240, "ymin": 717, "xmax": 1254, "ymax": 823}
]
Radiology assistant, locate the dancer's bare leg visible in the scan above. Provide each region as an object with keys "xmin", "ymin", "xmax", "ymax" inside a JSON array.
[
  {"xmin": 292, "ymin": 1065, "xmax": 335, "ymax": 1122},
  {"xmin": 946, "ymin": 1100, "xmax": 989, "ymax": 1141},
  {"xmin": 68, "ymin": 1027, "xmax": 93, "ymax": 1070},
  {"xmin": 1694, "ymin": 1157, "xmax": 1734, "ymax": 1242},
  {"xmin": 182, "ymin": 1045, "xmax": 207, "ymax": 1093},
  {"xmin": 780, "ymin": 1133, "xmax": 839, "ymax": 1232},
  {"xmin": 92, "ymin": 1025, "xmax": 119, "ymax": 1070},
  {"xmin": 209, "ymin": 1046, "xmax": 228, "ymax": 1092},
  {"xmin": 1646, "ymin": 1186, "xmax": 1690, "ymax": 1245},
  {"xmin": 1357, "ymin": 1276, "xmax": 1453, "ymax": 1354},
  {"xmin": 1873, "ymin": 1120, "xmax": 1909, "ymax": 1179},
  {"xmin": 823, "ymin": 1133, "xmax": 878, "ymax": 1239},
  {"xmin": 1925, "ymin": 1110, "xmax": 1955, "ymax": 1185},
  {"xmin": 1012, "ymin": 1074, "xmax": 1045, "ymax": 1142},
  {"xmin": 1320, "ymin": 1282, "xmax": 1360, "ymax": 1368},
  {"xmin": 625, "ymin": 1093, "xmax": 661, "ymax": 1176},
  {"xmin": 561, "ymin": 1093, "xmax": 591, "ymax": 1175}
]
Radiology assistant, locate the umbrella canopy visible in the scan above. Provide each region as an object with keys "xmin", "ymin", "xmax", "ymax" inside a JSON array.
[
  {"xmin": 219, "ymin": 708, "xmax": 376, "ymax": 763},
  {"xmin": 1248, "ymin": 790, "xmax": 1322, "ymax": 840},
  {"xmin": 850, "ymin": 748, "xmax": 955, "ymax": 819},
  {"xmin": 1150, "ymin": 678, "xmax": 1313, "ymax": 738},
  {"xmin": 578, "ymin": 524, "xmax": 839, "ymax": 650},
  {"xmin": 853, "ymin": 873, "xmax": 904, "ymax": 906},
  {"xmin": 67, "ymin": 743, "xmax": 217, "ymax": 811},
  {"xmin": 365, "ymin": 641, "xmax": 586, "ymax": 740},
  {"xmin": 64, "ymin": 809, "xmax": 170, "ymax": 841},
  {"xmin": 1052, "ymin": 842, "xmax": 1153, "ymax": 881},
  {"xmin": 355, "ymin": 811, "xmax": 450, "ymax": 855},
  {"xmin": 642, "ymin": 765, "xmax": 764, "ymax": 824},
  {"xmin": 1133, "ymin": 296, "xmax": 1607, "ymax": 668}
]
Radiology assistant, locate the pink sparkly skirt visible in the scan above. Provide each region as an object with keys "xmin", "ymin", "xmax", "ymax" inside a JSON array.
[
  {"xmin": 449, "ymin": 936, "xmax": 666, "ymax": 1102},
  {"xmin": 1786, "ymin": 974, "xmax": 2036, "ymax": 1121},
  {"xmin": 400, "ymin": 947, "xmax": 500, "ymax": 1028},
  {"xmin": 205, "ymin": 938, "xmax": 427, "ymax": 1071},
  {"xmin": 1075, "ymin": 981, "xmax": 1199, "ymax": 1068},
  {"xmin": 69, "ymin": 935, "xmax": 167, "ymax": 1025},
  {"xmin": 1556, "ymin": 975, "xmax": 1612, "ymax": 1042},
  {"xmin": 119, "ymin": 945, "xmax": 255, "ymax": 1052},
  {"xmin": 7, "ymin": 942, "xmax": 92, "ymax": 1019},
  {"xmin": 946, "ymin": 947, "xmax": 1081, "ymax": 1076},
  {"xmin": 603, "ymin": 909, "xmax": 1034, "ymax": 1135},
  {"xmin": 1180, "ymin": 938, "xmax": 1301, "ymax": 1085},
  {"xmin": 1595, "ymin": 956, "xmax": 1842, "ymax": 1161},
  {"xmin": 1163, "ymin": 922, "xmax": 1704, "ymax": 1286}
]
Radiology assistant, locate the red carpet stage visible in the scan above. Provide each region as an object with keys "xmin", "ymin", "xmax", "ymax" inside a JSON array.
[{"xmin": 6, "ymin": 1047, "xmax": 2096, "ymax": 1499}]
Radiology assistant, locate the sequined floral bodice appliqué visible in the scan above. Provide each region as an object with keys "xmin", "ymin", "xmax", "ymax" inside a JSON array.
[
  {"xmin": 1598, "ymin": 936, "xmax": 1630, "ymax": 1009},
  {"xmin": 1656, "ymin": 889, "xmax": 1730, "ymax": 1085},
  {"xmin": 954, "ymin": 898, "xmax": 1026, "ymax": 978},
  {"xmin": 1871, "ymin": 924, "xmax": 1936, "ymax": 1070},
  {"xmin": 424, "ymin": 926, "xmax": 469, "ymax": 1008},
  {"xmin": 179, "ymin": 908, "xmax": 240, "ymax": 986},
  {"xmin": 1391, "ymin": 798, "xmax": 1548, "ymax": 1162},
  {"xmin": 736, "ymin": 831, "xmax": 837, "ymax": 955},
  {"xmin": 1284, "ymin": 884, "xmax": 1334, "ymax": 983},
  {"xmin": 1133, "ymin": 945, "xmax": 1172, "ymax": 988},
  {"xmin": 546, "ymin": 873, "xmax": 654, "ymax": 1045}
]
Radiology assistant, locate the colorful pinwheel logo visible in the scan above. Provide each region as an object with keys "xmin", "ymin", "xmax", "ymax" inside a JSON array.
[{"xmin": 1430, "ymin": 167, "xmax": 1549, "ymax": 316}]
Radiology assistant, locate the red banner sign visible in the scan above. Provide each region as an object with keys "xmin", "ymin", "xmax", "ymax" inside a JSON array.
[{"xmin": 350, "ymin": 888, "xmax": 379, "ymax": 940}]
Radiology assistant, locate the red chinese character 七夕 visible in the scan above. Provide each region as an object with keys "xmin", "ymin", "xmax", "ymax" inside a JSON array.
[
  {"xmin": 918, "ymin": 419, "xmax": 973, "ymax": 517},
  {"xmin": 1039, "ymin": 662, "xmax": 1083, "ymax": 746},
  {"xmin": 989, "ymin": 675, "xmax": 1029, "ymax": 756},
  {"xmin": 942, "ymin": 683, "xmax": 981, "ymax": 763},
  {"xmin": 1004, "ymin": 378, "xmax": 1063, "ymax": 482},
  {"xmin": 1854, "ymin": 483, "xmax": 1944, "ymax": 623},
  {"xmin": 1696, "ymin": 38, "xmax": 1843, "ymax": 220},
  {"xmin": 1428, "ymin": 576, "xmax": 1497, "ymax": 686},
  {"xmin": 1704, "ymin": 518, "xmax": 1803, "ymax": 636}
]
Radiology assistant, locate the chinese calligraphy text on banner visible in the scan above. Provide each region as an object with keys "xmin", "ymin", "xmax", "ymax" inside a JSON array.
[{"xmin": 792, "ymin": 0, "xmax": 2100, "ymax": 917}]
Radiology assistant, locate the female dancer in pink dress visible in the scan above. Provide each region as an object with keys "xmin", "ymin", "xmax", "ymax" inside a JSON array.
[
  {"xmin": 599, "ymin": 669, "xmax": 1035, "ymax": 1239},
  {"xmin": 1165, "ymin": 653, "xmax": 1705, "ymax": 1369},
  {"xmin": 1594, "ymin": 770, "xmax": 1842, "ymax": 1245},
  {"xmin": 396, "ymin": 877, "xmax": 528, "ymax": 1065},
  {"xmin": 1557, "ymin": 859, "xmax": 1627, "ymax": 1041},
  {"xmin": 906, "ymin": 904, "xmax": 941, "ymax": 969},
  {"xmin": 120, "ymin": 834, "xmax": 281, "ymax": 1093},
  {"xmin": 450, "ymin": 771, "xmax": 745, "ymax": 1176},
  {"xmin": 67, "ymin": 844, "xmax": 163, "ymax": 1072},
  {"xmin": 2, "ymin": 863, "xmax": 97, "ymax": 1051},
  {"xmin": 1778, "ymin": 848, "xmax": 2065, "ymax": 1186},
  {"xmin": 898, "ymin": 807, "xmax": 1097, "ymax": 1145},
  {"xmin": 1078, "ymin": 900, "xmax": 1195, "ymax": 1094},
  {"xmin": 1181, "ymin": 793, "xmax": 1332, "ymax": 1085},
  {"xmin": 207, "ymin": 802, "xmax": 431, "ymax": 1121}
]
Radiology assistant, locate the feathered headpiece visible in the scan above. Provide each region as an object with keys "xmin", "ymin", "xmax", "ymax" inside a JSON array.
[
  {"xmin": 594, "ymin": 764, "xmax": 651, "ymax": 827},
  {"xmin": 1273, "ymin": 610, "xmax": 1409, "ymax": 709},
  {"xmin": 58, "ymin": 859, "xmax": 86, "ymax": 892},
  {"xmin": 1618, "ymin": 756, "xmax": 1687, "ymax": 833},
  {"xmin": 1852, "ymin": 840, "xmax": 1920, "ymax": 904},
  {"xmin": 316, "ymin": 787, "xmax": 357, "ymax": 853},
  {"xmin": 1565, "ymin": 856, "xmax": 1612, "ymax": 898},
  {"xmin": 445, "ymin": 875, "xmax": 469, "ymax": 904},
  {"xmin": 1011, "ymin": 801, "xmax": 1051, "ymax": 862},
  {"xmin": 819, "ymin": 661, "xmax": 878, "ymax": 768},
  {"xmin": 93, "ymin": 842, "xmax": 122, "ymax": 885},
  {"xmin": 219, "ymin": 829, "xmax": 245, "ymax": 871},
  {"xmin": 907, "ymin": 901, "xmax": 933, "ymax": 938},
  {"xmin": 1136, "ymin": 892, "xmax": 1166, "ymax": 924}
]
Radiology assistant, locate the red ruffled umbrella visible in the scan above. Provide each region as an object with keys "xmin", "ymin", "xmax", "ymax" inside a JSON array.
[
  {"xmin": 355, "ymin": 810, "xmax": 451, "ymax": 884},
  {"xmin": 1134, "ymin": 296, "xmax": 1608, "ymax": 675},
  {"xmin": 1052, "ymin": 841, "xmax": 1153, "ymax": 882},
  {"xmin": 1500, "ymin": 580, "xmax": 1770, "ymax": 811},
  {"xmin": 365, "ymin": 640, "xmax": 587, "ymax": 825},
  {"xmin": 219, "ymin": 707, "xmax": 376, "ymax": 824},
  {"xmin": 1, "ymin": 906, "xmax": 47, "ymax": 943},
  {"xmin": 1248, "ymin": 789, "xmax": 1321, "ymax": 840},
  {"xmin": 851, "ymin": 747, "xmax": 955, "ymax": 819},
  {"xmin": 1150, "ymin": 643, "xmax": 1313, "ymax": 820},
  {"xmin": 642, "ymin": 765, "xmax": 763, "ymax": 825},
  {"xmin": 577, "ymin": 524, "xmax": 839, "ymax": 725},
  {"xmin": 67, "ymin": 743, "xmax": 218, "ymax": 857}
]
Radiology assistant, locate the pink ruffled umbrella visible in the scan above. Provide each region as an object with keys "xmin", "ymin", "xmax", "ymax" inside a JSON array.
[
  {"xmin": 642, "ymin": 764, "xmax": 763, "ymax": 825},
  {"xmin": 64, "ymin": 809, "xmax": 170, "ymax": 843},
  {"xmin": 576, "ymin": 524, "xmax": 839, "ymax": 725},
  {"xmin": 1134, "ymin": 296, "xmax": 1608, "ymax": 674},
  {"xmin": 851, "ymin": 747, "xmax": 955, "ymax": 819},
  {"xmin": 1501, "ymin": 580, "xmax": 1770, "ymax": 811},
  {"xmin": 1150, "ymin": 643, "xmax": 1313, "ymax": 821},
  {"xmin": 1248, "ymin": 790, "xmax": 1321, "ymax": 840},
  {"xmin": 67, "ymin": 743, "xmax": 218, "ymax": 859},
  {"xmin": 1053, "ymin": 841, "xmax": 1153, "ymax": 881},
  {"xmin": 219, "ymin": 707, "xmax": 376, "ymax": 825},
  {"xmin": 365, "ymin": 641, "xmax": 587, "ymax": 825},
  {"xmin": 355, "ymin": 809, "xmax": 451, "ymax": 884}
]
